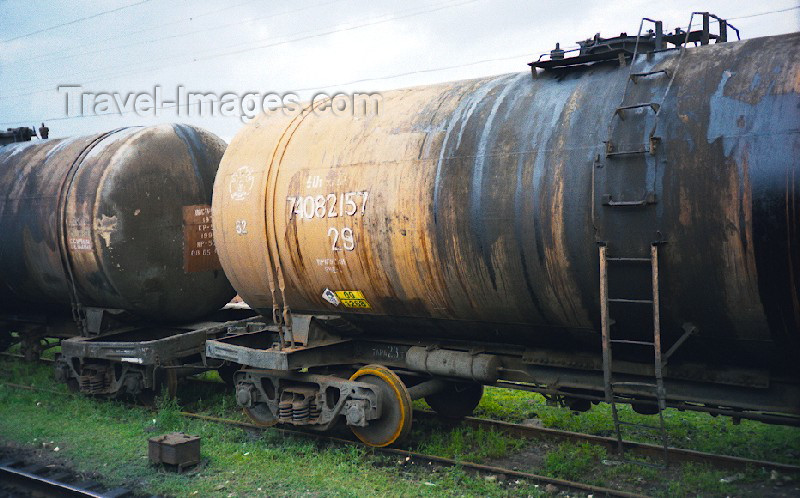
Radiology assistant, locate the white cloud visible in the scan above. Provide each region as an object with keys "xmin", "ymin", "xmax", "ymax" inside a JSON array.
[{"xmin": 0, "ymin": 0, "xmax": 797, "ymax": 138}]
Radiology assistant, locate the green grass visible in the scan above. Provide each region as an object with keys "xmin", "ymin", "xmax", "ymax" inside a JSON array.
[
  {"xmin": 0, "ymin": 358, "xmax": 544, "ymax": 497},
  {"xmin": 534, "ymin": 441, "xmax": 751, "ymax": 496},
  {"xmin": 470, "ymin": 387, "xmax": 800, "ymax": 465},
  {"xmin": 414, "ymin": 426, "xmax": 526, "ymax": 462},
  {"xmin": 1, "ymin": 355, "xmax": 799, "ymax": 496},
  {"xmin": 542, "ymin": 442, "xmax": 606, "ymax": 481}
]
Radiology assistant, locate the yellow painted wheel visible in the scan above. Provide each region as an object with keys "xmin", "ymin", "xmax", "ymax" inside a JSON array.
[{"xmin": 349, "ymin": 365, "xmax": 412, "ymax": 447}]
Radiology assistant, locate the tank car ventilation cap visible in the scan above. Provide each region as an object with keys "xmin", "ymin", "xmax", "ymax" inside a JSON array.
[{"xmin": 529, "ymin": 12, "xmax": 739, "ymax": 72}]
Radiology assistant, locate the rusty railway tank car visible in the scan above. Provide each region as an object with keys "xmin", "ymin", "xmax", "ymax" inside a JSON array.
[
  {"xmin": 0, "ymin": 124, "xmax": 235, "ymax": 358},
  {"xmin": 208, "ymin": 20, "xmax": 800, "ymax": 446}
]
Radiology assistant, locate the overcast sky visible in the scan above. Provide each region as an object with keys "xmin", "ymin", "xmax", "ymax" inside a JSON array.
[{"xmin": 1, "ymin": 0, "xmax": 798, "ymax": 142}]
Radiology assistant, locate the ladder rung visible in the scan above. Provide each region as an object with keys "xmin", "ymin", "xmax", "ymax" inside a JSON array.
[
  {"xmin": 630, "ymin": 69, "xmax": 669, "ymax": 81},
  {"xmin": 606, "ymin": 147, "xmax": 649, "ymax": 157},
  {"xmin": 610, "ymin": 339, "xmax": 655, "ymax": 346},
  {"xmin": 616, "ymin": 102, "xmax": 660, "ymax": 113},
  {"xmin": 608, "ymin": 298, "xmax": 653, "ymax": 304},
  {"xmin": 617, "ymin": 420, "xmax": 662, "ymax": 430},
  {"xmin": 602, "ymin": 192, "xmax": 656, "ymax": 207},
  {"xmin": 611, "ymin": 381, "xmax": 658, "ymax": 388},
  {"xmin": 607, "ymin": 257, "xmax": 651, "ymax": 262}
]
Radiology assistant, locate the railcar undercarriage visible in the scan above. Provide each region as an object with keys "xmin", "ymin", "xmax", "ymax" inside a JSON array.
[{"xmin": 206, "ymin": 315, "xmax": 800, "ymax": 447}]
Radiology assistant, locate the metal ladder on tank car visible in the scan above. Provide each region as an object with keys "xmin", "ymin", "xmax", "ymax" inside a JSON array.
[
  {"xmin": 596, "ymin": 11, "xmax": 737, "ymax": 468},
  {"xmin": 603, "ymin": 18, "xmax": 667, "ymax": 177},
  {"xmin": 597, "ymin": 17, "xmax": 673, "ymax": 466},
  {"xmin": 599, "ymin": 244, "xmax": 668, "ymax": 465},
  {"xmin": 603, "ymin": 13, "xmax": 737, "ymax": 164}
]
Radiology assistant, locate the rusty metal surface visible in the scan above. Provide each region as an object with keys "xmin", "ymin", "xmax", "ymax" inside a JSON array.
[
  {"xmin": 182, "ymin": 205, "xmax": 221, "ymax": 273},
  {"xmin": 60, "ymin": 322, "xmax": 225, "ymax": 364},
  {"xmin": 0, "ymin": 124, "xmax": 234, "ymax": 323},
  {"xmin": 0, "ymin": 126, "xmax": 36, "ymax": 146},
  {"xmin": 213, "ymin": 34, "xmax": 800, "ymax": 381},
  {"xmin": 148, "ymin": 432, "xmax": 201, "ymax": 467}
]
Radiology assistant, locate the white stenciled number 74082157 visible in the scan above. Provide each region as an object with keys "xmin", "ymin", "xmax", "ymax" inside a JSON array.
[{"xmin": 286, "ymin": 190, "xmax": 369, "ymax": 252}]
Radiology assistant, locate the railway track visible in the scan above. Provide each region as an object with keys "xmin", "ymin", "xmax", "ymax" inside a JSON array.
[
  {"xmin": 0, "ymin": 376, "xmax": 644, "ymax": 496},
  {"xmin": 2, "ymin": 353, "xmax": 799, "ymax": 477},
  {"xmin": 0, "ymin": 352, "xmax": 54, "ymax": 364},
  {"xmin": 0, "ymin": 458, "xmax": 132, "ymax": 497},
  {"xmin": 180, "ymin": 411, "xmax": 647, "ymax": 498},
  {"xmin": 413, "ymin": 411, "xmax": 800, "ymax": 474}
]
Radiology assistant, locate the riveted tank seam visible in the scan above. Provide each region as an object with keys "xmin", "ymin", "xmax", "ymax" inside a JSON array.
[{"xmin": 266, "ymin": 100, "xmax": 327, "ymax": 316}]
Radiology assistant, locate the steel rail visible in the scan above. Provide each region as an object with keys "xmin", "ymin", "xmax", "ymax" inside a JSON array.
[
  {"xmin": 179, "ymin": 412, "xmax": 647, "ymax": 498},
  {"xmin": 0, "ymin": 461, "xmax": 115, "ymax": 497},
  {"xmin": 413, "ymin": 411, "xmax": 800, "ymax": 474},
  {"xmin": 0, "ymin": 352, "xmax": 55, "ymax": 363}
]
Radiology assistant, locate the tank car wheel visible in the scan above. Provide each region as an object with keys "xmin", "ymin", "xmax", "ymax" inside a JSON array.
[
  {"xmin": 349, "ymin": 364, "xmax": 412, "ymax": 447},
  {"xmin": 218, "ymin": 363, "xmax": 240, "ymax": 388},
  {"xmin": 425, "ymin": 382, "xmax": 483, "ymax": 419},
  {"xmin": 244, "ymin": 403, "xmax": 278, "ymax": 427}
]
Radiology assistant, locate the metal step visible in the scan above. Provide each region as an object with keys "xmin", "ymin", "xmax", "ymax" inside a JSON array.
[
  {"xmin": 604, "ymin": 137, "xmax": 660, "ymax": 157},
  {"xmin": 630, "ymin": 69, "xmax": 669, "ymax": 82},
  {"xmin": 607, "ymin": 257, "xmax": 650, "ymax": 262},
  {"xmin": 608, "ymin": 298, "xmax": 653, "ymax": 304},
  {"xmin": 610, "ymin": 339, "xmax": 655, "ymax": 346},
  {"xmin": 615, "ymin": 102, "xmax": 660, "ymax": 117},
  {"xmin": 602, "ymin": 193, "xmax": 657, "ymax": 207},
  {"xmin": 606, "ymin": 147, "xmax": 650, "ymax": 157}
]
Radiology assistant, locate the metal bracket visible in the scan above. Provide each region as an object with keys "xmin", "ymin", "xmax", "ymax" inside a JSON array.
[{"xmin": 663, "ymin": 322, "xmax": 697, "ymax": 367}]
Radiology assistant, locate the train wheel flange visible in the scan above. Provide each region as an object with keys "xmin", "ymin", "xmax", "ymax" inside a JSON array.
[
  {"xmin": 349, "ymin": 364, "xmax": 412, "ymax": 447},
  {"xmin": 244, "ymin": 403, "xmax": 278, "ymax": 427},
  {"xmin": 425, "ymin": 382, "xmax": 484, "ymax": 419}
]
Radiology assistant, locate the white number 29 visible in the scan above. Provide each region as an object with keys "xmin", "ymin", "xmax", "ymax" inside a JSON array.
[{"xmin": 328, "ymin": 227, "xmax": 355, "ymax": 251}]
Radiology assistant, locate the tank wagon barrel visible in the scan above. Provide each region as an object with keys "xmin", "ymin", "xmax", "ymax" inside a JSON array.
[
  {"xmin": 0, "ymin": 123, "xmax": 246, "ymax": 399},
  {"xmin": 0, "ymin": 124, "xmax": 234, "ymax": 338},
  {"xmin": 208, "ymin": 24, "xmax": 800, "ymax": 445}
]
